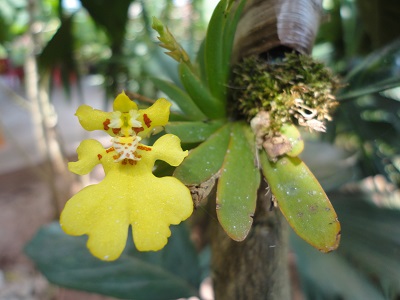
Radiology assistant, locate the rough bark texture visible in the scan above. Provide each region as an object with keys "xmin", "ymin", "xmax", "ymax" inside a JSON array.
[{"xmin": 211, "ymin": 180, "xmax": 290, "ymax": 300}]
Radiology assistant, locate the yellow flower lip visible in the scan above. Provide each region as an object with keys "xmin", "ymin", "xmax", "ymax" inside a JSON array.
[{"xmin": 60, "ymin": 92, "xmax": 193, "ymax": 261}]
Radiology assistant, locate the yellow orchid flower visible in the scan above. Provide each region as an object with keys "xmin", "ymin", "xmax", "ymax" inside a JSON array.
[{"xmin": 60, "ymin": 92, "xmax": 193, "ymax": 261}]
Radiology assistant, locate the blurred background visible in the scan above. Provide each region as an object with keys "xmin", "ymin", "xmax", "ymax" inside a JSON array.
[{"xmin": 0, "ymin": 0, "xmax": 400, "ymax": 299}]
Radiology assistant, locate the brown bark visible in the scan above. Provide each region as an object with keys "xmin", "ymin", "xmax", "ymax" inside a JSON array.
[
  {"xmin": 210, "ymin": 1, "xmax": 323, "ymax": 299},
  {"xmin": 211, "ymin": 180, "xmax": 290, "ymax": 300}
]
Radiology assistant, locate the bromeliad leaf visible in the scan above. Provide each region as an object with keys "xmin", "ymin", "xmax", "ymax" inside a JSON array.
[
  {"xmin": 174, "ymin": 124, "xmax": 231, "ymax": 185},
  {"xmin": 204, "ymin": 0, "xmax": 246, "ymax": 101},
  {"xmin": 178, "ymin": 62, "xmax": 225, "ymax": 119},
  {"xmin": 260, "ymin": 152, "xmax": 341, "ymax": 252},
  {"xmin": 166, "ymin": 120, "xmax": 225, "ymax": 144},
  {"xmin": 151, "ymin": 77, "xmax": 207, "ymax": 121},
  {"xmin": 216, "ymin": 122, "xmax": 260, "ymax": 241}
]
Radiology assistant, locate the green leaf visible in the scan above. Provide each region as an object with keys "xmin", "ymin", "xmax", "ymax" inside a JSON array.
[
  {"xmin": 165, "ymin": 120, "xmax": 224, "ymax": 143},
  {"xmin": 293, "ymin": 189, "xmax": 400, "ymax": 299},
  {"xmin": 195, "ymin": 39, "xmax": 207, "ymax": 85},
  {"xmin": 216, "ymin": 123, "xmax": 260, "ymax": 241},
  {"xmin": 174, "ymin": 123, "xmax": 231, "ymax": 185},
  {"xmin": 204, "ymin": 0, "xmax": 246, "ymax": 101},
  {"xmin": 25, "ymin": 222, "xmax": 200, "ymax": 300},
  {"xmin": 338, "ymin": 38, "xmax": 400, "ymax": 100},
  {"xmin": 291, "ymin": 233, "xmax": 386, "ymax": 300},
  {"xmin": 260, "ymin": 152, "xmax": 341, "ymax": 252},
  {"xmin": 151, "ymin": 77, "xmax": 207, "ymax": 121},
  {"xmin": 178, "ymin": 62, "xmax": 225, "ymax": 119}
]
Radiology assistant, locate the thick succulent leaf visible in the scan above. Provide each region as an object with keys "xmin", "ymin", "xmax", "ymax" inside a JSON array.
[
  {"xmin": 165, "ymin": 120, "xmax": 224, "ymax": 143},
  {"xmin": 151, "ymin": 77, "xmax": 207, "ymax": 121},
  {"xmin": 25, "ymin": 222, "xmax": 200, "ymax": 300},
  {"xmin": 204, "ymin": 0, "xmax": 246, "ymax": 101},
  {"xmin": 338, "ymin": 38, "xmax": 400, "ymax": 100},
  {"xmin": 216, "ymin": 123, "xmax": 260, "ymax": 241},
  {"xmin": 291, "ymin": 233, "xmax": 385, "ymax": 300},
  {"xmin": 260, "ymin": 152, "xmax": 340, "ymax": 252},
  {"xmin": 195, "ymin": 39, "xmax": 207, "ymax": 85},
  {"xmin": 174, "ymin": 124, "xmax": 231, "ymax": 185},
  {"xmin": 178, "ymin": 62, "xmax": 225, "ymax": 119}
]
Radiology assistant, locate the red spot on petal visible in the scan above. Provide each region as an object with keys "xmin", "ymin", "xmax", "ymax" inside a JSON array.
[
  {"xmin": 103, "ymin": 119, "xmax": 111, "ymax": 130},
  {"xmin": 97, "ymin": 154, "xmax": 102, "ymax": 160},
  {"xmin": 133, "ymin": 127, "xmax": 144, "ymax": 134},
  {"xmin": 122, "ymin": 159, "xmax": 127, "ymax": 165},
  {"xmin": 137, "ymin": 145, "xmax": 151, "ymax": 151},
  {"xmin": 106, "ymin": 147, "xmax": 115, "ymax": 153},
  {"xmin": 143, "ymin": 114, "xmax": 152, "ymax": 128},
  {"xmin": 113, "ymin": 154, "xmax": 120, "ymax": 160},
  {"xmin": 112, "ymin": 128, "xmax": 121, "ymax": 134}
]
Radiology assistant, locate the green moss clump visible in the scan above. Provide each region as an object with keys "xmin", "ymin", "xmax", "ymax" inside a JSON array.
[{"xmin": 230, "ymin": 53, "xmax": 340, "ymax": 135}]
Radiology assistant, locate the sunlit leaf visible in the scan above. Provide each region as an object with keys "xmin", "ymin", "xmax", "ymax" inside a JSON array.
[
  {"xmin": 338, "ymin": 38, "xmax": 400, "ymax": 100},
  {"xmin": 260, "ymin": 152, "xmax": 341, "ymax": 252},
  {"xmin": 166, "ymin": 120, "xmax": 224, "ymax": 143},
  {"xmin": 216, "ymin": 122, "xmax": 260, "ymax": 241},
  {"xmin": 174, "ymin": 124, "xmax": 231, "ymax": 185},
  {"xmin": 25, "ymin": 222, "xmax": 200, "ymax": 300},
  {"xmin": 204, "ymin": 0, "xmax": 246, "ymax": 101}
]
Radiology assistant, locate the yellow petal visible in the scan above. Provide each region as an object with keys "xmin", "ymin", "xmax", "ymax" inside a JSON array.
[
  {"xmin": 60, "ymin": 184, "xmax": 130, "ymax": 261},
  {"xmin": 127, "ymin": 174, "xmax": 193, "ymax": 251},
  {"xmin": 137, "ymin": 98, "xmax": 171, "ymax": 137},
  {"xmin": 146, "ymin": 134, "xmax": 188, "ymax": 167},
  {"xmin": 75, "ymin": 105, "xmax": 116, "ymax": 136},
  {"xmin": 113, "ymin": 91, "xmax": 138, "ymax": 112},
  {"xmin": 68, "ymin": 139, "xmax": 104, "ymax": 175}
]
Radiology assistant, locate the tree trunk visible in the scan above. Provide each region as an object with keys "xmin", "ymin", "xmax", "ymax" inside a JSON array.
[
  {"xmin": 211, "ymin": 0, "xmax": 323, "ymax": 299},
  {"xmin": 211, "ymin": 180, "xmax": 290, "ymax": 299}
]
